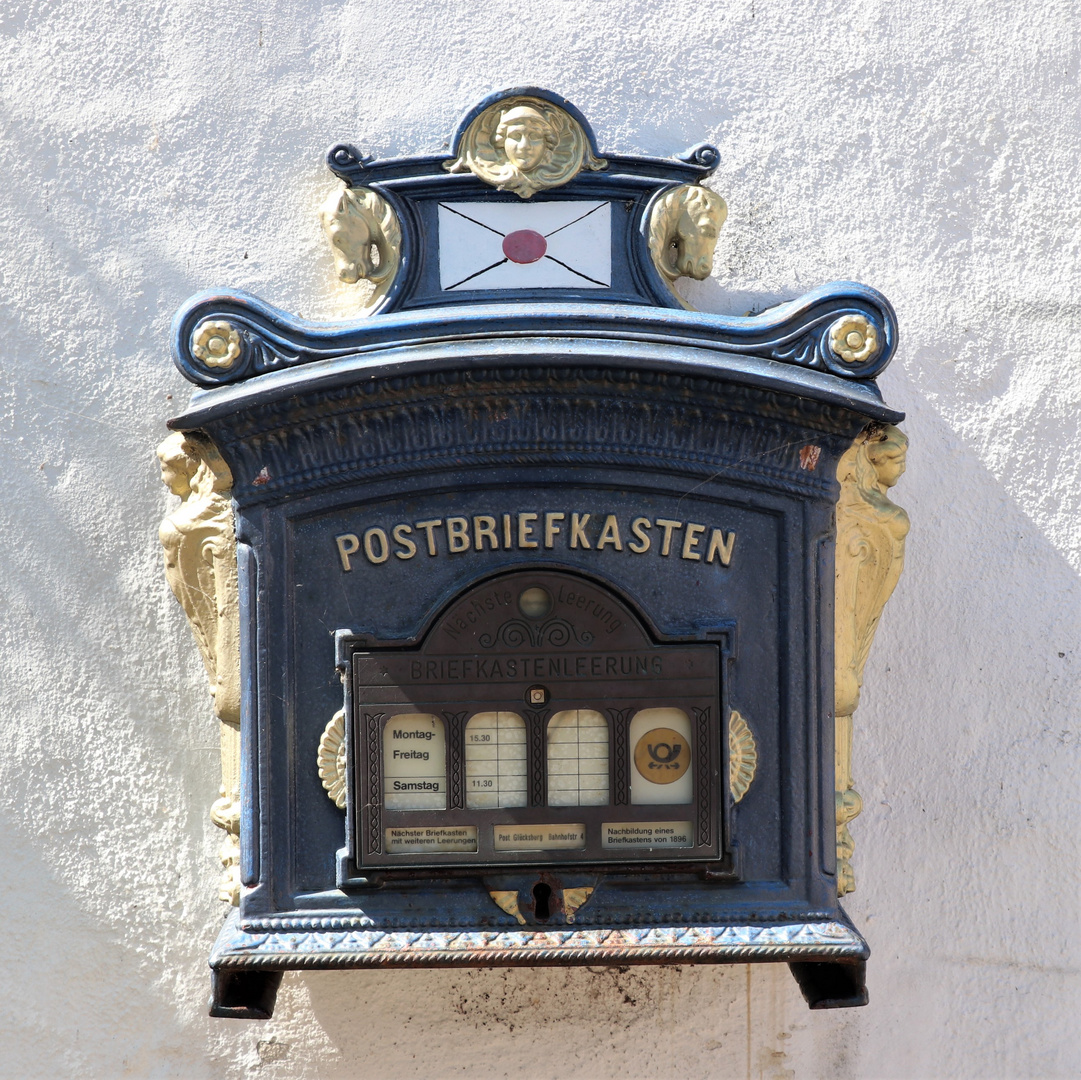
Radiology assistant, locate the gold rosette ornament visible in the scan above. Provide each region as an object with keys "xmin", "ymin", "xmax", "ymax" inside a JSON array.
[
  {"xmin": 828, "ymin": 314, "xmax": 879, "ymax": 365},
  {"xmin": 191, "ymin": 320, "xmax": 242, "ymax": 369}
]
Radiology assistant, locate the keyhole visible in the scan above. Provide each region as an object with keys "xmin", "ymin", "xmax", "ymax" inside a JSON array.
[{"xmin": 532, "ymin": 882, "xmax": 552, "ymax": 921}]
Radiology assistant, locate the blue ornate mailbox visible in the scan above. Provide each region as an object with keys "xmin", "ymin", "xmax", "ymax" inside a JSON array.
[{"xmin": 159, "ymin": 88, "xmax": 909, "ymax": 1018}]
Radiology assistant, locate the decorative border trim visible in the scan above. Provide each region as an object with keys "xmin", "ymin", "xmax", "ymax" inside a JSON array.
[
  {"xmin": 177, "ymin": 365, "xmax": 867, "ymax": 508},
  {"xmin": 363, "ymin": 712, "xmax": 383, "ymax": 855},
  {"xmin": 693, "ymin": 705, "xmax": 712, "ymax": 846},
  {"xmin": 212, "ymin": 912, "xmax": 867, "ymax": 969}
]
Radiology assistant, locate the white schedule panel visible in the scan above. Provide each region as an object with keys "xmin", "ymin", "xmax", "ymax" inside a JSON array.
[
  {"xmin": 547, "ymin": 709, "xmax": 610, "ymax": 806},
  {"xmin": 383, "ymin": 713, "xmax": 447, "ymax": 810},
  {"xmin": 465, "ymin": 711, "xmax": 528, "ymax": 809}
]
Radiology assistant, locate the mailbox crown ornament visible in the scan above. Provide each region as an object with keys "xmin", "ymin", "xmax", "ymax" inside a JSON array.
[
  {"xmin": 159, "ymin": 88, "xmax": 907, "ymax": 1019},
  {"xmin": 444, "ymin": 93, "xmax": 607, "ymax": 198}
]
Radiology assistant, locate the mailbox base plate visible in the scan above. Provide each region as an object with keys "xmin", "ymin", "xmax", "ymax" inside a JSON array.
[{"xmin": 208, "ymin": 910, "xmax": 868, "ymax": 1016}]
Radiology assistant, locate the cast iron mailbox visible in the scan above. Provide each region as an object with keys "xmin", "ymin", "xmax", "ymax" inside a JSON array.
[{"xmin": 158, "ymin": 88, "xmax": 909, "ymax": 1019}]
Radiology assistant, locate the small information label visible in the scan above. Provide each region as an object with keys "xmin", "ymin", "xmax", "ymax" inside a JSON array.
[
  {"xmin": 385, "ymin": 826, "xmax": 478, "ymax": 853},
  {"xmin": 601, "ymin": 821, "xmax": 694, "ymax": 849},
  {"xmin": 383, "ymin": 713, "xmax": 447, "ymax": 810},
  {"xmin": 493, "ymin": 823, "xmax": 586, "ymax": 851}
]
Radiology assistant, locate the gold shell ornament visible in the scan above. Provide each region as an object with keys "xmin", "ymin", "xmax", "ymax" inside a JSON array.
[
  {"xmin": 728, "ymin": 710, "xmax": 758, "ymax": 802},
  {"xmin": 318, "ymin": 710, "xmax": 347, "ymax": 809},
  {"xmin": 562, "ymin": 886, "xmax": 594, "ymax": 923},
  {"xmin": 445, "ymin": 95, "xmax": 606, "ymax": 199}
]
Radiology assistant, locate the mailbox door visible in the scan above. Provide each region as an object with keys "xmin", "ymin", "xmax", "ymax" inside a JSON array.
[{"xmin": 347, "ymin": 569, "xmax": 724, "ymax": 871}]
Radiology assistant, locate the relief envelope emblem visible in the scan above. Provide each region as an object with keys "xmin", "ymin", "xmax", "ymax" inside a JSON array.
[
  {"xmin": 438, "ymin": 200, "xmax": 612, "ymax": 291},
  {"xmin": 633, "ymin": 727, "xmax": 691, "ymax": 784}
]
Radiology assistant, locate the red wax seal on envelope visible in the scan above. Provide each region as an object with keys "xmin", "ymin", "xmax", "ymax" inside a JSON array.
[{"xmin": 502, "ymin": 229, "xmax": 547, "ymax": 264}]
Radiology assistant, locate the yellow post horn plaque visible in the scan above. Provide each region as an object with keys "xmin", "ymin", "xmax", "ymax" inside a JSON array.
[{"xmin": 633, "ymin": 727, "xmax": 691, "ymax": 784}]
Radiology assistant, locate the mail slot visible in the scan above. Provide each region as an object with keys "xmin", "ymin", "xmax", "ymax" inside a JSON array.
[{"xmin": 159, "ymin": 87, "xmax": 909, "ymax": 1019}]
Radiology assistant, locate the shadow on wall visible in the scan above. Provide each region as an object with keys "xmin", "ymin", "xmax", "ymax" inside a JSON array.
[
  {"xmin": 825, "ymin": 388, "xmax": 1081, "ymax": 1080},
  {"xmin": 298, "ymin": 961, "xmax": 800, "ymax": 1080},
  {"xmin": 280, "ymin": 387, "xmax": 1080, "ymax": 1080},
  {"xmin": 0, "ymin": 807, "xmax": 215, "ymax": 1078},
  {"xmin": 850, "ymin": 383, "xmax": 1080, "ymax": 928}
]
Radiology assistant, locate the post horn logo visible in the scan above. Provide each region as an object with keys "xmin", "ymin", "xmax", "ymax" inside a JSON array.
[{"xmin": 633, "ymin": 727, "xmax": 691, "ymax": 784}]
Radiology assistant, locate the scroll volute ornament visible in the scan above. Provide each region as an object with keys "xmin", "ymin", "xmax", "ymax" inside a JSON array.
[
  {"xmin": 834, "ymin": 424, "xmax": 909, "ymax": 896},
  {"xmin": 648, "ymin": 184, "xmax": 727, "ymax": 309},
  {"xmin": 157, "ymin": 431, "xmax": 243, "ymax": 905}
]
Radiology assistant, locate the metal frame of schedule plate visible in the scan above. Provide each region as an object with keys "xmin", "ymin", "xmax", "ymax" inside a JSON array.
[
  {"xmin": 161, "ymin": 87, "xmax": 907, "ymax": 1019},
  {"xmin": 339, "ymin": 570, "xmax": 724, "ymax": 875}
]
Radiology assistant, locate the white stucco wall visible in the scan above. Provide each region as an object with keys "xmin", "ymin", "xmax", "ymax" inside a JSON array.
[{"xmin": 1, "ymin": 1, "xmax": 1078, "ymax": 1076}]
